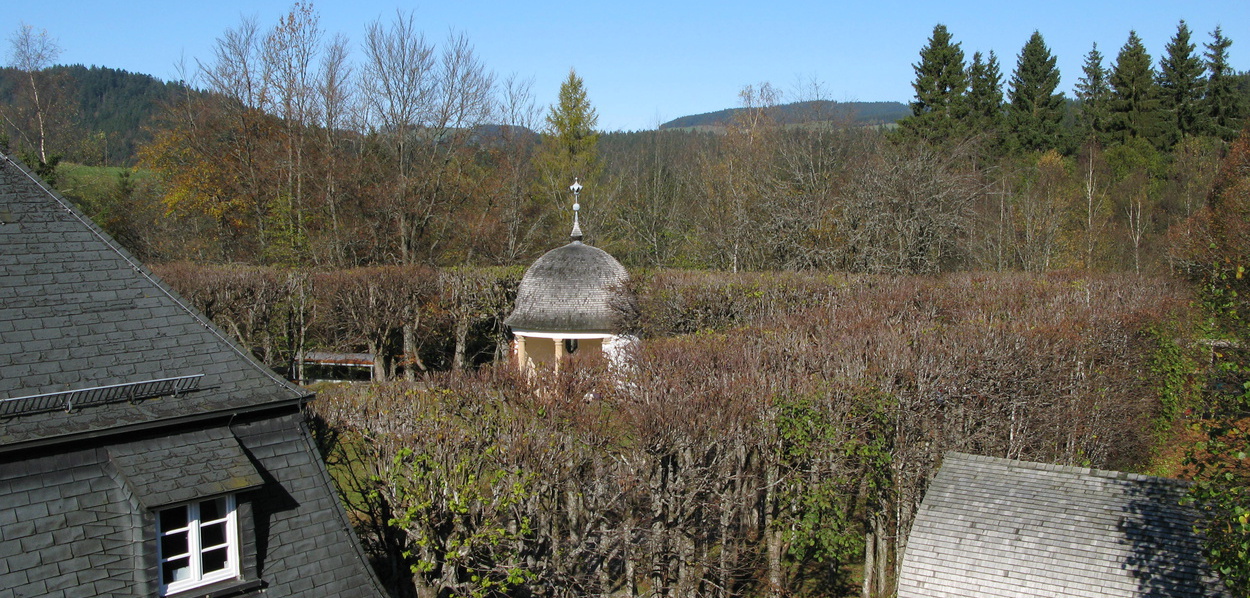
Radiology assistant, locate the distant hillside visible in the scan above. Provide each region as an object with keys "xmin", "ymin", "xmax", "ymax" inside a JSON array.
[
  {"xmin": 660, "ymin": 100, "xmax": 909, "ymax": 130},
  {"xmin": 0, "ymin": 65, "xmax": 191, "ymax": 166}
]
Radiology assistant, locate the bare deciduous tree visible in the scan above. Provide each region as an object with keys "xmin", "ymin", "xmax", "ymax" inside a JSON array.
[
  {"xmin": 6, "ymin": 23, "xmax": 62, "ymax": 165},
  {"xmin": 262, "ymin": 2, "xmax": 323, "ymax": 260},
  {"xmin": 835, "ymin": 139, "xmax": 978, "ymax": 274}
]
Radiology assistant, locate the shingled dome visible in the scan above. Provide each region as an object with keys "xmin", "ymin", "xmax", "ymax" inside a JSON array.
[{"xmin": 505, "ymin": 240, "xmax": 627, "ymax": 333}]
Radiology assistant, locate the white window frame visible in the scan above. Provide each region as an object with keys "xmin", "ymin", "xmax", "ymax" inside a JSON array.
[{"xmin": 156, "ymin": 495, "xmax": 240, "ymax": 595}]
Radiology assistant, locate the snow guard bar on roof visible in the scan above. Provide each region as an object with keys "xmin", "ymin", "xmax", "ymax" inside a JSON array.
[{"xmin": 0, "ymin": 374, "xmax": 204, "ymax": 417}]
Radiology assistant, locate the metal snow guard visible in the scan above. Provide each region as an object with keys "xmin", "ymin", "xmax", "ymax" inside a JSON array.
[{"xmin": 0, "ymin": 374, "xmax": 204, "ymax": 417}]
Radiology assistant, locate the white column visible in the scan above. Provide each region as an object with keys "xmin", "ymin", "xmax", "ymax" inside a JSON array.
[
  {"xmin": 553, "ymin": 336, "xmax": 566, "ymax": 373},
  {"xmin": 514, "ymin": 336, "xmax": 528, "ymax": 374}
]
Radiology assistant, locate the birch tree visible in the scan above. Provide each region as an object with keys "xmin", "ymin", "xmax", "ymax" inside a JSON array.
[{"xmin": 6, "ymin": 23, "xmax": 64, "ymax": 173}]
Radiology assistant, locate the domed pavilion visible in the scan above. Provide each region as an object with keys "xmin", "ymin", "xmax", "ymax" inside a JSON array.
[{"xmin": 505, "ymin": 180, "xmax": 628, "ymax": 373}]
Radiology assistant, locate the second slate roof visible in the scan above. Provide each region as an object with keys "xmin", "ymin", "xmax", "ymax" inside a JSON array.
[
  {"xmin": 107, "ymin": 426, "xmax": 265, "ymax": 508},
  {"xmin": 0, "ymin": 153, "xmax": 307, "ymax": 447},
  {"xmin": 898, "ymin": 452, "xmax": 1230, "ymax": 598}
]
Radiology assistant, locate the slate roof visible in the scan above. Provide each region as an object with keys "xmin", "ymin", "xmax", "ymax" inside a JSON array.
[
  {"xmin": 0, "ymin": 152, "xmax": 388, "ymax": 597},
  {"xmin": 0, "ymin": 153, "xmax": 307, "ymax": 448},
  {"xmin": 504, "ymin": 240, "xmax": 628, "ymax": 333},
  {"xmin": 898, "ymin": 452, "xmax": 1231, "ymax": 598},
  {"xmin": 0, "ymin": 412, "xmax": 389, "ymax": 597},
  {"xmin": 107, "ymin": 426, "xmax": 265, "ymax": 508}
]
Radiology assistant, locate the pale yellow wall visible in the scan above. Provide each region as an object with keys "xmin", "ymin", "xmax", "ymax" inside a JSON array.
[
  {"xmin": 524, "ymin": 337, "xmax": 556, "ymax": 369},
  {"xmin": 576, "ymin": 337, "xmax": 603, "ymax": 355},
  {"xmin": 515, "ymin": 335, "xmax": 610, "ymax": 373}
]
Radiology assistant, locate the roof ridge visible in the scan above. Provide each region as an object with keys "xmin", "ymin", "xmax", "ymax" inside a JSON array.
[{"xmin": 943, "ymin": 451, "xmax": 1191, "ymax": 489}]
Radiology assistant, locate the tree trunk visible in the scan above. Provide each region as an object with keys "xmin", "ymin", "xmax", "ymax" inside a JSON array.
[
  {"xmin": 875, "ymin": 513, "xmax": 888, "ymax": 597},
  {"xmin": 623, "ymin": 514, "xmax": 637, "ymax": 598},
  {"xmin": 403, "ymin": 322, "xmax": 419, "ymax": 380},
  {"xmin": 764, "ymin": 459, "xmax": 782, "ymax": 598},
  {"xmin": 862, "ymin": 525, "xmax": 875, "ymax": 598},
  {"xmin": 453, "ymin": 316, "xmax": 469, "ymax": 369},
  {"xmin": 651, "ymin": 455, "xmax": 668, "ymax": 598},
  {"xmin": 368, "ymin": 339, "xmax": 386, "ymax": 381}
]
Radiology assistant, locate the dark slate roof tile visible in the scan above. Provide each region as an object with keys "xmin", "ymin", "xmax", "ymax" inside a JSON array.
[
  {"xmin": 70, "ymin": 564, "xmax": 106, "ymax": 584},
  {"xmin": 8, "ymin": 553, "xmax": 42, "ymax": 575},
  {"xmin": 1, "ymin": 153, "xmax": 308, "ymax": 447},
  {"xmin": 88, "ymin": 578, "xmax": 127, "ymax": 594}
]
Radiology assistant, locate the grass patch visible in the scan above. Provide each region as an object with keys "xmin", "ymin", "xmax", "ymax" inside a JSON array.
[{"xmin": 53, "ymin": 162, "xmax": 153, "ymax": 226}]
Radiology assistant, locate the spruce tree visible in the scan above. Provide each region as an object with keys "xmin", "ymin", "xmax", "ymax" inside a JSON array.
[
  {"xmin": 536, "ymin": 69, "xmax": 600, "ymax": 184},
  {"xmin": 896, "ymin": 24, "xmax": 967, "ymax": 144},
  {"xmin": 1203, "ymin": 27, "xmax": 1242, "ymax": 140},
  {"xmin": 1075, "ymin": 43, "xmax": 1112, "ymax": 145},
  {"xmin": 543, "ymin": 69, "xmax": 599, "ymax": 162},
  {"xmin": 1006, "ymin": 31, "xmax": 1065, "ymax": 153},
  {"xmin": 966, "ymin": 50, "xmax": 1004, "ymax": 135},
  {"xmin": 534, "ymin": 69, "xmax": 601, "ymax": 234},
  {"xmin": 1109, "ymin": 31, "xmax": 1162, "ymax": 145},
  {"xmin": 1157, "ymin": 20, "xmax": 1206, "ymax": 146}
]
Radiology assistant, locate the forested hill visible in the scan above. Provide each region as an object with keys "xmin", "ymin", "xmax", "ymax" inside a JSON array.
[
  {"xmin": 659, "ymin": 100, "xmax": 909, "ymax": 130},
  {"xmin": 0, "ymin": 65, "xmax": 190, "ymax": 166}
]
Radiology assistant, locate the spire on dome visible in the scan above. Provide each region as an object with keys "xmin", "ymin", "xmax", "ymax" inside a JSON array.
[{"xmin": 569, "ymin": 178, "xmax": 583, "ymax": 242}]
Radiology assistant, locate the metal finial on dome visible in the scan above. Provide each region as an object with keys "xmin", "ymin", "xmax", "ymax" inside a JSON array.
[{"xmin": 570, "ymin": 178, "xmax": 583, "ymax": 242}]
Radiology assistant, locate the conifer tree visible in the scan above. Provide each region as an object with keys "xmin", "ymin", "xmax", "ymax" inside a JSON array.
[
  {"xmin": 896, "ymin": 24, "xmax": 967, "ymax": 144},
  {"xmin": 1157, "ymin": 20, "xmax": 1206, "ymax": 146},
  {"xmin": 1075, "ymin": 43, "xmax": 1112, "ymax": 145},
  {"xmin": 1109, "ymin": 31, "xmax": 1162, "ymax": 145},
  {"xmin": 534, "ymin": 69, "xmax": 601, "ymax": 233},
  {"xmin": 1203, "ymin": 27, "xmax": 1243, "ymax": 140},
  {"xmin": 966, "ymin": 50, "xmax": 1004, "ymax": 136},
  {"xmin": 1006, "ymin": 31, "xmax": 1065, "ymax": 153}
]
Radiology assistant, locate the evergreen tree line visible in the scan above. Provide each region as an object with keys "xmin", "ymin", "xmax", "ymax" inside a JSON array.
[
  {"xmin": 897, "ymin": 22, "xmax": 1248, "ymax": 151},
  {"xmin": 0, "ymin": 65, "xmax": 187, "ymax": 167},
  {"xmin": 857, "ymin": 21, "xmax": 1250, "ymax": 274}
]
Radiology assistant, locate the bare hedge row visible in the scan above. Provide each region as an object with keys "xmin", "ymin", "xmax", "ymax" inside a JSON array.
[
  {"xmin": 311, "ymin": 270, "xmax": 1198, "ymax": 598},
  {"xmin": 152, "ymin": 262, "xmax": 524, "ymax": 377}
]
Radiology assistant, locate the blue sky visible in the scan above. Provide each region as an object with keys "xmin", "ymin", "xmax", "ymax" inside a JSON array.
[{"xmin": 5, "ymin": 1, "xmax": 1250, "ymax": 131}]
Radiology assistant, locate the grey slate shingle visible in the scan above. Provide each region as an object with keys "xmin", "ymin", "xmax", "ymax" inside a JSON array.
[
  {"xmin": 897, "ymin": 452, "xmax": 1232, "ymax": 598},
  {"xmin": 504, "ymin": 240, "xmax": 627, "ymax": 333},
  {"xmin": 107, "ymin": 427, "xmax": 265, "ymax": 508}
]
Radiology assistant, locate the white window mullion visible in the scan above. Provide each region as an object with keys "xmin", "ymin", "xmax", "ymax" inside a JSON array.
[
  {"xmin": 158, "ymin": 495, "xmax": 240, "ymax": 596},
  {"xmin": 188, "ymin": 502, "xmax": 204, "ymax": 584},
  {"xmin": 225, "ymin": 498, "xmax": 238, "ymax": 574}
]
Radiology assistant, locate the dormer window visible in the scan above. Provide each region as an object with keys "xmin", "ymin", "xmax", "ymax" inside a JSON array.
[{"xmin": 157, "ymin": 495, "xmax": 240, "ymax": 595}]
